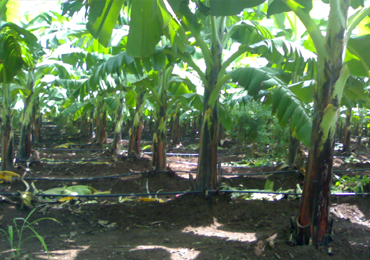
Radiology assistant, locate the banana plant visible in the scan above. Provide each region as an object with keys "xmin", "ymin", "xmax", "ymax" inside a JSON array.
[
  {"xmin": 60, "ymin": 75, "xmax": 118, "ymax": 145},
  {"xmin": 225, "ymin": 18, "xmax": 315, "ymax": 165},
  {"xmin": 126, "ymin": 88, "xmax": 145, "ymax": 157},
  {"xmin": 267, "ymin": 0, "xmax": 370, "ymax": 247},
  {"xmin": 55, "ymin": 37, "xmax": 133, "ymax": 144},
  {"xmin": 143, "ymin": 63, "xmax": 196, "ymax": 172},
  {"xmin": 105, "ymin": 93, "xmax": 126, "ymax": 154},
  {"xmin": 18, "ymin": 69, "xmax": 38, "ymax": 160},
  {"xmin": 226, "ymin": 36, "xmax": 319, "ymax": 145},
  {"xmin": 0, "ymin": 20, "xmax": 42, "ymax": 170},
  {"xmin": 66, "ymin": 0, "xmax": 272, "ymax": 189},
  {"xmin": 18, "ymin": 10, "xmax": 102, "ymax": 145},
  {"xmin": 104, "ymin": 76, "xmax": 148, "ymax": 155},
  {"xmin": 161, "ymin": 2, "xmax": 272, "ymax": 190},
  {"xmin": 15, "ymin": 57, "xmax": 76, "ymax": 160},
  {"xmin": 60, "ymin": 46, "xmax": 152, "ymax": 152},
  {"xmin": 149, "ymin": 68, "xmax": 169, "ymax": 172}
]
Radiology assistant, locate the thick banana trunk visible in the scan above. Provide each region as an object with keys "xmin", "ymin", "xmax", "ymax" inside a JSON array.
[
  {"xmin": 152, "ymin": 116, "xmax": 167, "ymax": 172},
  {"xmin": 293, "ymin": 0, "xmax": 351, "ymax": 246},
  {"xmin": 196, "ymin": 17, "xmax": 223, "ymax": 190}
]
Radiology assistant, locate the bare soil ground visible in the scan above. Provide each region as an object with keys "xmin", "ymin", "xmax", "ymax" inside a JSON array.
[{"xmin": 1, "ymin": 133, "xmax": 370, "ymax": 259}]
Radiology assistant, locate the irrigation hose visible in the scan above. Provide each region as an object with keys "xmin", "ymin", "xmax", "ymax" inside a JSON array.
[
  {"xmin": 1, "ymin": 190, "xmax": 370, "ymax": 198},
  {"xmin": 23, "ymin": 171, "xmax": 150, "ymax": 181},
  {"xmin": 17, "ymin": 156, "xmax": 138, "ymax": 163},
  {"xmin": 33, "ymin": 148, "xmax": 107, "ymax": 152},
  {"xmin": 11, "ymin": 167, "xmax": 370, "ymax": 182}
]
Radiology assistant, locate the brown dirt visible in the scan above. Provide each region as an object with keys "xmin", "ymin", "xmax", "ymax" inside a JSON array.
[{"xmin": 1, "ymin": 140, "xmax": 370, "ymax": 259}]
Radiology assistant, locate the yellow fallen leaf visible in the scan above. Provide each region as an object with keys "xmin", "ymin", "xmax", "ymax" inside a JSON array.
[
  {"xmin": 134, "ymin": 198, "xmax": 157, "ymax": 202},
  {"xmin": 134, "ymin": 198, "xmax": 165, "ymax": 203},
  {"xmin": 118, "ymin": 196, "xmax": 134, "ymax": 203},
  {"xmin": 94, "ymin": 191, "xmax": 111, "ymax": 195},
  {"xmin": 54, "ymin": 143, "xmax": 75, "ymax": 149},
  {"xmin": 58, "ymin": 197, "xmax": 76, "ymax": 202},
  {"xmin": 0, "ymin": 171, "xmax": 20, "ymax": 182}
]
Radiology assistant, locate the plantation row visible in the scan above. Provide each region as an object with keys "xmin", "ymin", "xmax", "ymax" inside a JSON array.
[{"xmin": 2, "ymin": 0, "xmax": 370, "ymax": 248}]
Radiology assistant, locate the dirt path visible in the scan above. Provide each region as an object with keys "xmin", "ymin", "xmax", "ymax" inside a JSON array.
[{"xmin": 1, "ymin": 142, "xmax": 370, "ymax": 259}]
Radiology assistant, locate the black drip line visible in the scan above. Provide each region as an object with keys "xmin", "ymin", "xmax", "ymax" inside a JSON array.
[
  {"xmin": 143, "ymin": 151, "xmax": 249, "ymax": 157},
  {"xmin": 31, "ymin": 147, "xmax": 273, "ymax": 158},
  {"xmin": 33, "ymin": 148, "xmax": 107, "ymax": 152},
  {"xmin": 222, "ymin": 170, "xmax": 298, "ymax": 175},
  {"xmin": 17, "ymin": 156, "xmax": 130, "ymax": 163},
  {"xmin": 1, "ymin": 190, "xmax": 369, "ymax": 198},
  {"xmin": 167, "ymin": 159, "xmax": 280, "ymax": 168},
  {"xmin": 11, "ymin": 167, "xmax": 370, "ymax": 182},
  {"xmin": 21, "ymin": 170, "xmax": 196, "ymax": 181},
  {"xmin": 23, "ymin": 171, "xmax": 151, "ymax": 181}
]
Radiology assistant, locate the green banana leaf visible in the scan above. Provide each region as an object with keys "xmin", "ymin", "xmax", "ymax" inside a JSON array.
[
  {"xmin": 267, "ymin": 0, "xmax": 312, "ymax": 17},
  {"xmin": 289, "ymin": 76, "xmax": 370, "ymax": 107},
  {"xmin": 86, "ymin": 0, "xmax": 125, "ymax": 47},
  {"xmin": 228, "ymin": 67, "xmax": 312, "ymax": 147},
  {"xmin": 225, "ymin": 20, "xmax": 274, "ymax": 47},
  {"xmin": 208, "ymin": 0, "xmax": 265, "ymax": 16},
  {"xmin": 347, "ymin": 35, "xmax": 370, "ymax": 77},
  {"xmin": 247, "ymin": 39, "xmax": 317, "ymax": 77},
  {"xmin": 0, "ymin": 23, "xmax": 40, "ymax": 82}
]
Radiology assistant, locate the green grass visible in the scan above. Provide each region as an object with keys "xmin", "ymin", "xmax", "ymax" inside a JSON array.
[{"xmin": 0, "ymin": 206, "xmax": 61, "ymax": 259}]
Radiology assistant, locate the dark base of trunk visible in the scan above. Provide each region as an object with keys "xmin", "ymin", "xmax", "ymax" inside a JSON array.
[
  {"xmin": 32, "ymin": 115, "xmax": 42, "ymax": 144},
  {"xmin": 2, "ymin": 115, "xmax": 13, "ymax": 171},
  {"xmin": 128, "ymin": 123, "xmax": 143, "ymax": 158},
  {"xmin": 342, "ymin": 111, "xmax": 351, "ymax": 156},
  {"xmin": 288, "ymin": 134, "xmax": 300, "ymax": 168},
  {"xmin": 289, "ymin": 216, "xmax": 334, "ymax": 247},
  {"xmin": 97, "ymin": 112, "xmax": 107, "ymax": 144},
  {"xmin": 2, "ymin": 139, "xmax": 13, "ymax": 171},
  {"xmin": 196, "ymin": 109, "xmax": 218, "ymax": 190},
  {"xmin": 19, "ymin": 124, "xmax": 32, "ymax": 160},
  {"xmin": 152, "ymin": 134, "xmax": 166, "ymax": 172}
]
